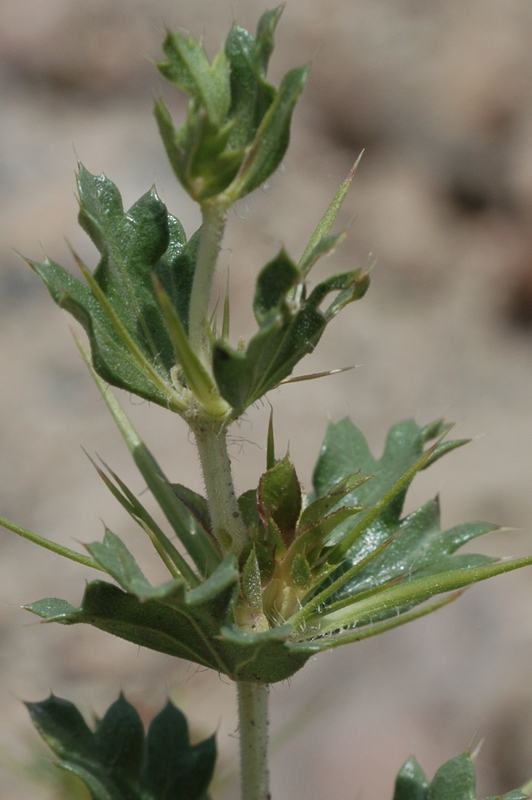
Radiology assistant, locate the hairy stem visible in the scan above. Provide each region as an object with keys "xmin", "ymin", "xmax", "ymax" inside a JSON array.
[
  {"xmin": 188, "ymin": 201, "xmax": 229, "ymax": 368},
  {"xmin": 238, "ymin": 681, "xmax": 270, "ymax": 800},
  {"xmin": 192, "ymin": 418, "xmax": 248, "ymax": 557}
]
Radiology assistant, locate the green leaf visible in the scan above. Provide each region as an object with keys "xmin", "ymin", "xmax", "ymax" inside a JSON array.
[
  {"xmin": 332, "ymin": 497, "xmax": 498, "ymax": 600},
  {"xmin": 154, "ymin": 8, "xmax": 306, "ymax": 202},
  {"xmin": 298, "ymin": 231, "xmax": 347, "ymax": 277},
  {"xmin": 170, "ymin": 484, "xmax": 212, "ymax": 538},
  {"xmin": 86, "ymin": 530, "xmax": 179, "ymax": 601},
  {"xmin": 224, "ymin": 8, "xmax": 281, "ymax": 150},
  {"xmin": 88, "ymin": 456, "xmax": 185, "ymax": 580},
  {"xmin": 25, "ymin": 556, "xmax": 316, "ymax": 684},
  {"xmin": 393, "ymin": 757, "xmax": 429, "ymax": 800},
  {"xmin": 155, "ymin": 221, "xmax": 200, "ymax": 335},
  {"xmin": 298, "ymin": 155, "xmax": 363, "ymax": 276},
  {"xmin": 258, "ymin": 456, "xmax": 302, "ymax": 549},
  {"xmin": 290, "ymin": 505, "xmax": 363, "ymax": 567},
  {"xmin": 157, "ymin": 32, "xmax": 230, "ymax": 124},
  {"xmin": 28, "ymin": 166, "xmax": 204, "ymax": 412},
  {"xmin": 253, "ymin": 250, "xmax": 300, "ymax": 322},
  {"xmin": 286, "ymin": 417, "xmax": 532, "ymax": 640},
  {"xmin": 145, "ymin": 702, "xmax": 216, "ymax": 800},
  {"xmin": 227, "ymin": 64, "xmax": 309, "ymax": 199},
  {"xmin": 131, "ymin": 439, "xmax": 220, "ymax": 579},
  {"xmin": 0, "ymin": 515, "xmax": 103, "ymax": 572},
  {"xmin": 314, "ymin": 418, "xmax": 453, "ymax": 499},
  {"xmin": 154, "ymin": 98, "xmax": 243, "ymax": 202},
  {"xmin": 94, "ymin": 696, "xmax": 145, "ymax": 782},
  {"xmin": 393, "ymin": 753, "xmax": 530, "ymax": 800},
  {"xmin": 77, "ymin": 165, "xmax": 173, "ymax": 369},
  {"xmin": 428, "ymin": 753, "xmax": 476, "ymax": 800},
  {"xmin": 304, "ymin": 556, "xmax": 532, "ymax": 638},
  {"xmin": 297, "ymin": 473, "xmax": 368, "ymax": 533},
  {"xmin": 313, "ymin": 418, "xmax": 465, "ymax": 561},
  {"xmin": 76, "ymin": 344, "xmax": 220, "ymax": 580},
  {"xmin": 213, "ymin": 254, "xmax": 369, "ymax": 414},
  {"xmin": 27, "ymin": 694, "xmax": 96, "ymax": 763},
  {"xmin": 26, "ymin": 694, "xmax": 216, "ymax": 800},
  {"xmin": 154, "ymin": 276, "xmax": 230, "ymax": 417}
]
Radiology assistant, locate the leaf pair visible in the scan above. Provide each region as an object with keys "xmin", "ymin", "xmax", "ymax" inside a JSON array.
[
  {"xmin": 155, "ymin": 7, "xmax": 308, "ymax": 203},
  {"xmin": 27, "ymin": 694, "xmax": 216, "ymax": 800},
  {"xmin": 213, "ymin": 250, "xmax": 369, "ymax": 415},
  {"xmin": 29, "ymin": 163, "xmax": 367, "ymax": 421},
  {"xmin": 394, "ymin": 753, "xmax": 527, "ymax": 800}
]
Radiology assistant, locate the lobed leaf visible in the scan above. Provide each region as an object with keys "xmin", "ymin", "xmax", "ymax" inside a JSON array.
[
  {"xmin": 27, "ymin": 694, "xmax": 216, "ymax": 800},
  {"xmin": 29, "ymin": 167, "xmax": 204, "ymax": 412},
  {"xmin": 213, "ymin": 251, "xmax": 369, "ymax": 415},
  {"xmin": 285, "ymin": 417, "xmax": 532, "ymax": 640},
  {"xmin": 155, "ymin": 7, "xmax": 307, "ymax": 203},
  {"xmin": 313, "ymin": 418, "xmax": 466, "ymax": 563},
  {"xmin": 25, "ymin": 555, "xmax": 316, "ymax": 683}
]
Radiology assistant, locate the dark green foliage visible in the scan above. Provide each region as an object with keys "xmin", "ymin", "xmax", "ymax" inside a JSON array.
[
  {"xmin": 26, "ymin": 694, "xmax": 216, "ymax": 800},
  {"xmin": 155, "ymin": 6, "xmax": 308, "ymax": 202},
  {"xmin": 28, "ymin": 167, "xmax": 197, "ymax": 412},
  {"xmin": 26, "ymin": 537, "xmax": 314, "ymax": 683},
  {"xmin": 25, "ymin": 419, "xmax": 532, "ymax": 682},
  {"xmin": 213, "ymin": 251, "xmax": 369, "ymax": 415}
]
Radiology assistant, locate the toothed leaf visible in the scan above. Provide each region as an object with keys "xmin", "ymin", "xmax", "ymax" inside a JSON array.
[
  {"xmin": 213, "ymin": 254, "xmax": 369, "ymax": 414},
  {"xmin": 25, "ymin": 556, "xmax": 316, "ymax": 683},
  {"xmin": 155, "ymin": 7, "xmax": 307, "ymax": 202},
  {"xmin": 28, "ymin": 166, "xmax": 201, "ymax": 411},
  {"xmin": 224, "ymin": 8, "xmax": 281, "ymax": 149},
  {"xmin": 26, "ymin": 694, "xmax": 216, "ymax": 800}
]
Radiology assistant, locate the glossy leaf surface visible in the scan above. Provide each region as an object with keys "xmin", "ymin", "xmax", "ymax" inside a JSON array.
[
  {"xmin": 29, "ymin": 167, "xmax": 199, "ymax": 411},
  {"xmin": 287, "ymin": 417, "xmax": 532, "ymax": 642},
  {"xmin": 24, "ymin": 417, "xmax": 532, "ymax": 683}
]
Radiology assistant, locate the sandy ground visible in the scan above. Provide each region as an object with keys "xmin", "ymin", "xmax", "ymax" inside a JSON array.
[{"xmin": 2, "ymin": 1, "xmax": 532, "ymax": 798}]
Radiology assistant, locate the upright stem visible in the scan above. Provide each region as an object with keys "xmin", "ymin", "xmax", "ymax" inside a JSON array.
[
  {"xmin": 186, "ymin": 196, "xmax": 267, "ymax": 796},
  {"xmin": 192, "ymin": 418, "xmax": 248, "ymax": 557},
  {"xmin": 188, "ymin": 201, "xmax": 228, "ymax": 368},
  {"xmin": 238, "ymin": 681, "xmax": 270, "ymax": 800}
]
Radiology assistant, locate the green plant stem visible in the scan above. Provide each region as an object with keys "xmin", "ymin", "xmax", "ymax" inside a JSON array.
[
  {"xmin": 188, "ymin": 201, "xmax": 229, "ymax": 368},
  {"xmin": 192, "ymin": 418, "xmax": 248, "ymax": 557},
  {"xmin": 237, "ymin": 681, "xmax": 270, "ymax": 800}
]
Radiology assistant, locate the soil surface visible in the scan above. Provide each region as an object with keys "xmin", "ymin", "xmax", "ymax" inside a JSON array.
[{"xmin": 2, "ymin": 2, "xmax": 532, "ymax": 798}]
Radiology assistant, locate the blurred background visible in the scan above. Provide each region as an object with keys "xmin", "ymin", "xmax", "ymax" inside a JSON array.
[{"xmin": 2, "ymin": 0, "xmax": 532, "ymax": 797}]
